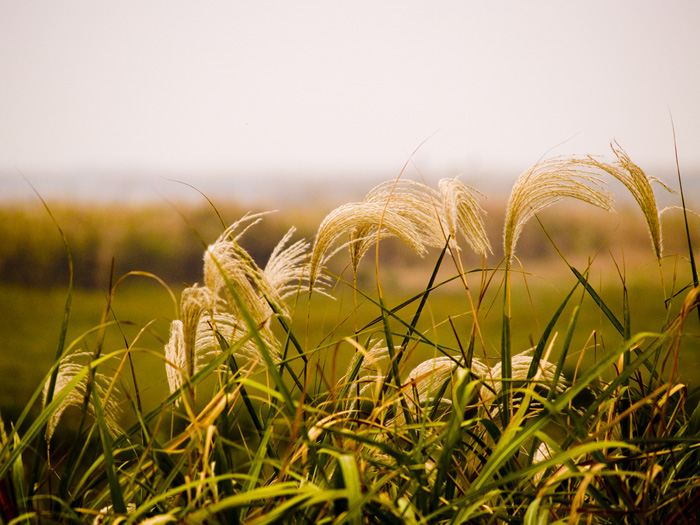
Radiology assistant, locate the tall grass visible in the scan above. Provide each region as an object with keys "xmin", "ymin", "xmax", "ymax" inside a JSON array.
[{"xmin": 1, "ymin": 144, "xmax": 699, "ymax": 524}]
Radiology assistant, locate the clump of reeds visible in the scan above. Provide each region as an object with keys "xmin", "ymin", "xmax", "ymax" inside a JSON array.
[{"xmin": 2, "ymin": 143, "xmax": 699, "ymax": 523}]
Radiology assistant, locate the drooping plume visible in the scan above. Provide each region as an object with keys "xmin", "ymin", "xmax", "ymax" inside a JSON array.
[{"xmin": 504, "ymin": 157, "xmax": 614, "ymax": 264}]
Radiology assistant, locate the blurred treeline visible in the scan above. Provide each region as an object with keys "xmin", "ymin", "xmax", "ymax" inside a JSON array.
[
  {"xmin": 0, "ymin": 200, "xmax": 320, "ymax": 289},
  {"xmin": 1, "ymin": 197, "xmax": 698, "ymax": 289}
]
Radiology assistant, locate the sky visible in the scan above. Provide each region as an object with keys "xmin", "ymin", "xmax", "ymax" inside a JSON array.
[{"xmin": 1, "ymin": 1, "xmax": 699, "ymax": 202}]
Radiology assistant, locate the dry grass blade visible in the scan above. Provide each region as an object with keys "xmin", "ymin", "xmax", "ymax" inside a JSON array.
[{"xmin": 504, "ymin": 156, "xmax": 614, "ymax": 264}]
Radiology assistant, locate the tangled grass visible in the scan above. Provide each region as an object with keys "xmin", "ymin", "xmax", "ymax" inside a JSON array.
[{"xmin": 1, "ymin": 144, "xmax": 699, "ymax": 524}]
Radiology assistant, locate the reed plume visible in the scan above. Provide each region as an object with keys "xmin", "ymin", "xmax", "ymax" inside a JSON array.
[
  {"xmin": 504, "ymin": 157, "xmax": 614, "ymax": 264},
  {"xmin": 309, "ymin": 202, "xmax": 427, "ymax": 287},
  {"xmin": 405, "ymin": 355, "xmax": 490, "ymax": 412},
  {"xmin": 165, "ymin": 213, "xmax": 307, "ymax": 396},
  {"xmin": 309, "ymin": 177, "xmax": 490, "ymax": 287},
  {"xmin": 588, "ymin": 142, "xmax": 666, "ymax": 261},
  {"xmin": 439, "ymin": 178, "xmax": 491, "ymax": 255},
  {"xmin": 43, "ymin": 352, "xmax": 122, "ymax": 441}
]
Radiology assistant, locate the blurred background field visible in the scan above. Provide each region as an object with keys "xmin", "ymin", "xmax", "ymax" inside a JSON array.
[{"xmin": 2, "ymin": 189, "xmax": 698, "ymax": 428}]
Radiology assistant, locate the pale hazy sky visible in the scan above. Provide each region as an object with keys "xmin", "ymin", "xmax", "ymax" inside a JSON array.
[{"xmin": 1, "ymin": 1, "xmax": 699, "ymax": 198}]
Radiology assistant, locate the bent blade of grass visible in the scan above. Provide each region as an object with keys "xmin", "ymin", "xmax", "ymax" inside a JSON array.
[
  {"xmin": 185, "ymin": 481, "xmax": 348, "ymax": 523},
  {"xmin": 378, "ymin": 294, "xmax": 415, "ymax": 431},
  {"xmin": 535, "ymin": 214, "xmax": 626, "ymax": 337},
  {"xmin": 23, "ymin": 180, "xmax": 75, "ymax": 497},
  {"xmin": 547, "ymin": 303, "xmax": 581, "ymax": 402},
  {"xmin": 215, "ymin": 331, "xmax": 266, "ymax": 437},
  {"xmin": 398, "ymin": 238, "xmax": 450, "ymax": 354},
  {"xmin": 242, "ymin": 418, "xmax": 275, "ymax": 493}
]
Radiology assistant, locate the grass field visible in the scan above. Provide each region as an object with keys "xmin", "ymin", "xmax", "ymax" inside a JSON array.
[{"xmin": 2, "ymin": 147, "xmax": 700, "ymax": 523}]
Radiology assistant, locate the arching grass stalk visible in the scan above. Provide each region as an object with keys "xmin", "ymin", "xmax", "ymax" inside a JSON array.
[
  {"xmin": 22, "ymin": 180, "xmax": 75, "ymax": 500},
  {"xmin": 671, "ymin": 117, "xmax": 700, "ymax": 326}
]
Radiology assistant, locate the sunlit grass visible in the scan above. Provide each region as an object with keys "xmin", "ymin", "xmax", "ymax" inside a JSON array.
[{"xmin": 1, "ymin": 144, "xmax": 700, "ymax": 523}]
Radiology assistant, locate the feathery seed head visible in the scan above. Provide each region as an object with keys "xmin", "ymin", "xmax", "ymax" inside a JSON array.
[
  {"xmin": 181, "ymin": 285, "xmax": 217, "ymax": 378},
  {"xmin": 405, "ymin": 356, "xmax": 490, "ymax": 412},
  {"xmin": 504, "ymin": 157, "xmax": 614, "ymax": 264},
  {"xmin": 164, "ymin": 320, "xmax": 186, "ymax": 394},
  {"xmin": 309, "ymin": 178, "xmax": 488, "ymax": 287},
  {"xmin": 263, "ymin": 226, "xmax": 312, "ymax": 308},
  {"xmin": 43, "ymin": 352, "xmax": 122, "ymax": 441},
  {"xmin": 309, "ymin": 201, "xmax": 428, "ymax": 287},
  {"xmin": 588, "ymin": 142, "xmax": 665, "ymax": 261},
  {"xmin": 194, "ymin": 310, "xmax": 281, "ymax": 373},
  {"xmin": 203, "ymin": 235, "xmax": 271, "ymax": 323},
  {"xmin": 482, "ymin": 349, "xmax": 567, "ymax": 406},
  {"xmin": 439, "ymin": 178, "xmax": 491, "ymax": 255},
  {"xmin": 204, "ymin": 214, "xmax": 310, "ymax": 321}
]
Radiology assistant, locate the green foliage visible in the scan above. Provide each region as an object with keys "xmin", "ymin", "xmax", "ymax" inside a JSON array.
[{"xmin": 2, "ymin": 147, "xmax": 700, "ymax": 523}]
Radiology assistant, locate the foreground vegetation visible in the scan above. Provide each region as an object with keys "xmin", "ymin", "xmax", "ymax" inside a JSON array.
[{"xmin": 1, "ymin": 144, "xmax": 700, "ymax": 523}]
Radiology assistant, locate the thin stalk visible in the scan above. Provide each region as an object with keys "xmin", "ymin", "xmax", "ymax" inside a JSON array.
[
  {"xmin": 501, "ymin": 262, "xmax": 512, "ymax": 426},
  {"xmin": 24, "ymin": 181, "xmax": 74, "ymax": 499},
  {"xmin": 671, "ymin": 116, "xmax": 700, "ymax": 326}
]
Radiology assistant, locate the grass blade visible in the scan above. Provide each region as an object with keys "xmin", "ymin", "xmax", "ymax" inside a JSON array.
[{"xmin": 91, "ymin": 387, "xmax": 126, "ymax": 513}]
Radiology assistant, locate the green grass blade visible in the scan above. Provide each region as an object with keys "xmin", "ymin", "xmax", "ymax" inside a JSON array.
[
  {"xmin": 91, "ymin": 383, "xmax": 126, "ymax": 513},
  {"xmin": 471, "ymin": 332, "xmax": 659, "ymax": 494},
  {"xmin": 570, "ymin": 265, "xmax": 625, "ymax": 336},
  {"xmin": 429, "ymin": 369, "xmax": 477, "ymax": 510},
  {"xmin": 23, "ymin": 183, "xmax": 75, "ymax": 499},
  {"xmin": 500, "ymin": 271, "xmax": 512, "ymax": 426},
  {"xmin": 334, "ymin": 453, "xmax": 363, "ymax": 525},
  {"xmin": 671, "ymin": 118, "xmax": 700, "ymax": 326},
  {"xmin": 527, "ymin": 280, "xmax": 580, "ymax": 381},
  {"xmin": 398, "ymin": 239, "xmax": 450, "ymax": 353}
]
